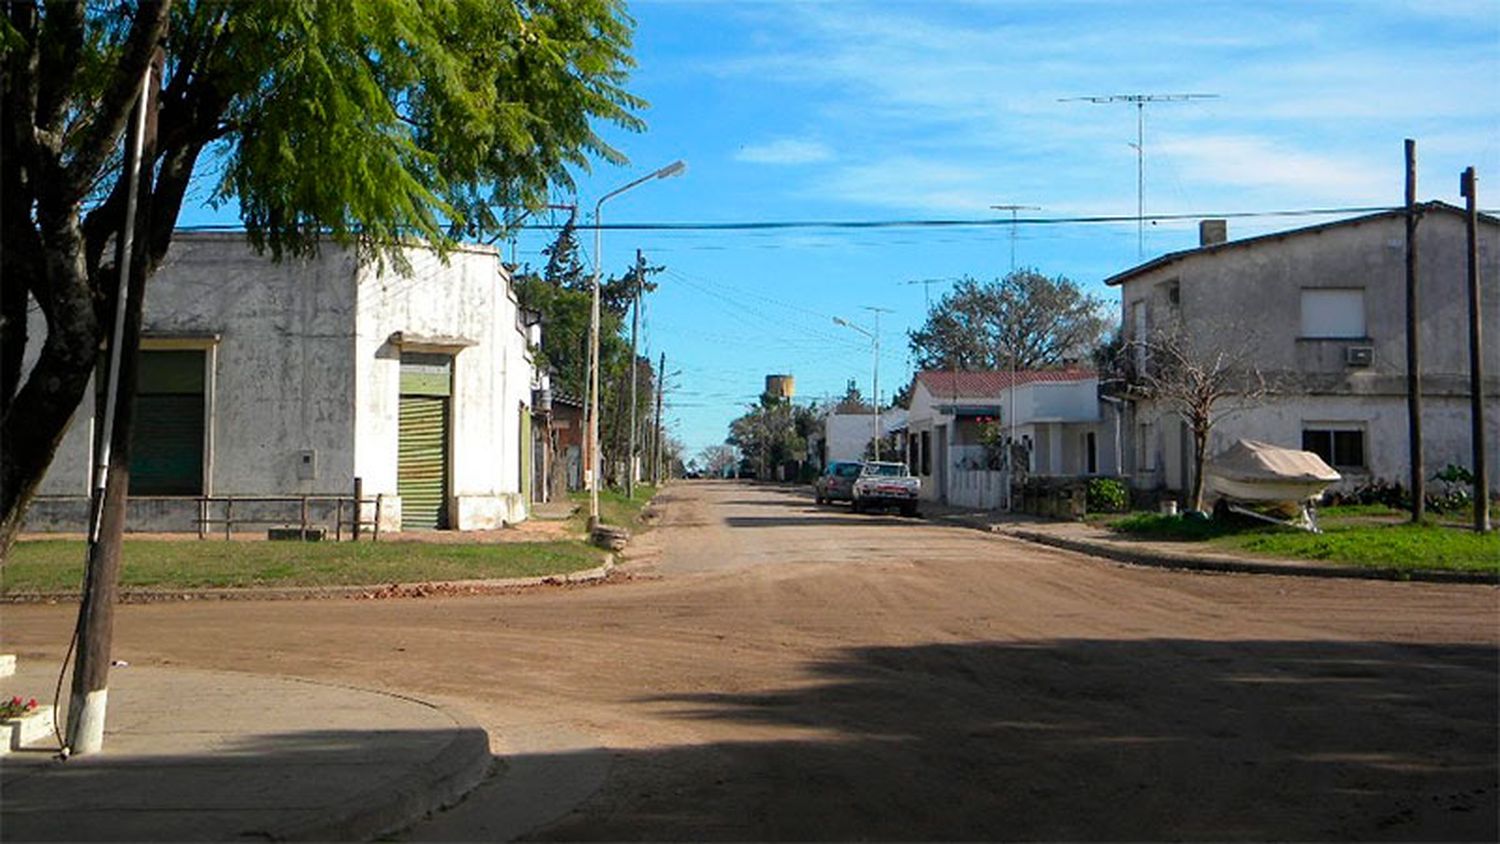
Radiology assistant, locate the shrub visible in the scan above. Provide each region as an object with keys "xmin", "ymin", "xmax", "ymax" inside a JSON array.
[{"xmin": 1086, "ymin": 477, "xmax": 1129, "ymax": 513}]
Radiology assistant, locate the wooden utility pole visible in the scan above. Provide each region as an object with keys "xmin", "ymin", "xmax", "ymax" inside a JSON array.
[
  {"xmin": 653, "ymin": 352, "xmax": 666, "ymax": 484},
  {"xmin": 1404, "ymin": 139, "xmax": 1425, "ymax": 523},
  {"xmin": 69, "ymin": 56, "xmax": 158, "ymax": 756},
  {"xmin": 626, "ymin": 249, "xmax": 643, "ymax": 500},
  {"xmin": 1461, "ymin": 166, "xmax": 1490, "ymax": 532}
]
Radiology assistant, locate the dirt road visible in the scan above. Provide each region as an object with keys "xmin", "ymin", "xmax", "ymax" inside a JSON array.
[{"xmin": 3, "ymin": 481, "xmax": 1495, "ymax": 840}]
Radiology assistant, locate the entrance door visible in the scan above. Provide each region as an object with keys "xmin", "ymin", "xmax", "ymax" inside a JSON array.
[{"xmin": 398, "ymin": 353, "xmax": 452, "ymax": 530}]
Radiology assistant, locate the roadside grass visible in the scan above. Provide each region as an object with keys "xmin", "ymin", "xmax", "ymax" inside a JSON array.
[
  {"xmin": 1109, "ymin": 512, "xmax": 1499, "ymax": 573},
  {"xmin": 1, "ymin": 539, "xmax": 606, "ymax": 594},
  {"xmin": 570, "ymin": 484, "xmax": 657, "ymax": 532}
]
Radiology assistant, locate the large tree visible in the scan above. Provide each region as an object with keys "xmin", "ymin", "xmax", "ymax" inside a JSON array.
[
  {"xmin": 907, "ymin": 270, "xmax": 1109, "ymax": 371},
  {"xmin": 0, "ymin": 0, "xmax": 645, "ymax": 552}
]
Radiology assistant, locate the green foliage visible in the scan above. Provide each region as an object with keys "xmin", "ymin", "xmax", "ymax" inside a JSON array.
[
  {"xmin": 727, "ymin": 399, "xmax": 814, "ymax": 476},
  {"xmin": 1086, "ymin": 477, "xmax": 1129, "ymax": 513},
  {"xmin": 908, "ymin": 270, "xmax": 1109, "ymax": 371}
]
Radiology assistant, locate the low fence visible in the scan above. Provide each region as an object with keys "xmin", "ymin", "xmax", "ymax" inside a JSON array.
[{"xmin": 195, "ymin": 479, "xmax": 384, "ymax": 540}]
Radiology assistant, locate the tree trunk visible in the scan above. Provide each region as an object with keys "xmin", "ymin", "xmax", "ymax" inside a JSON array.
[
  {"xmin": 1189, "ymin": 429, "xmax": 1208, "ymax": 512},
  {"xmin": 0, "ymin": 227, "xmax": 100, "ymax": 558}
]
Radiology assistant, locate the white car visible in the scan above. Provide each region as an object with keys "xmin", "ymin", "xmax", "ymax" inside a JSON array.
[{"xmin": 851, "ymin": 461, "xmax": 921, "ymax": 516}]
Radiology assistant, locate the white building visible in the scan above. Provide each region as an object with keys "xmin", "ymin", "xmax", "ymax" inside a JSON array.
[
  {"xmin": 905, "ymin": 369, "xmax": 1114, "ymax": 508},
  {"xmin": 1107, "ymin": 206, "xmax": 1499, "ymax": 499},
  {"xmin": 25, "ymin": 233, "xmax": 539, "ymax": 533}
]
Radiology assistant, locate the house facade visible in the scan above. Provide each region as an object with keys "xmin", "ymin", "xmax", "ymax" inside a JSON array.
[
  {"xmin": 25, "ymin": 232, "xmax": 538, "ymax": 533},
  {"xmin": 1108, "ymin": 205, "xmax": 1500, "ymax": 500},
  {"xmin": 905, "ymin": 369, "xmax": 1114, "ymax": 508}
]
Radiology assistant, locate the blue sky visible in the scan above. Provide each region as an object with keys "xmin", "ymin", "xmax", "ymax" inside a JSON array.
[{"xmin": 184, "ymin": 1, "xmax": 1500, "ymax": 461}]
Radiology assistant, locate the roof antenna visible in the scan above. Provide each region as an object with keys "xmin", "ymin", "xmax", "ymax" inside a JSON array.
[{"xmin": 1059, "ymin": 93, "xmax": 1219, "ymax": 258}]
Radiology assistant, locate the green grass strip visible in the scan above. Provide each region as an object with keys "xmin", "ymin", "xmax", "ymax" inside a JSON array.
[{"xmin": 1, "ymin": 539, "xmax": 606, "ymax": 594}]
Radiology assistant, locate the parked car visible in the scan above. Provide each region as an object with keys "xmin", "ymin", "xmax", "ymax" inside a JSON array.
[
  {"xmin": 814, "ymin": 461, "xmax": 864, "ymax": 504},
  {"xmin": 852, "ymin": 461, "xmax": 921, "ymax": 516}
]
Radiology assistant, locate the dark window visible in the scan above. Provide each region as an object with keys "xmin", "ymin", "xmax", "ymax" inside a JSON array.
[
  {"xmin": 130, "ymin": 350, "xmax": 206, "ymax": 495},
  {"xmin": 1302, "ymin": 427, "xmax": 1366, "ymax": 469},
  {"xmin": 920, "ymin": 431, "xmax": 931, "ymax": 476},
  {"xmin": 1085, "ymin": 432, "xmax": 1097, "ymax": 474}
]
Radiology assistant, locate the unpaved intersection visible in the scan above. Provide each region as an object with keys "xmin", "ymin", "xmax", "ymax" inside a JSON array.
[{"xmin": 2, "ymin": 480, "xmax": 1495, "ymax": 840}]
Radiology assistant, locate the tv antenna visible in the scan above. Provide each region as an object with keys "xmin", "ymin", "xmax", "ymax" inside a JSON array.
[
  {"xmin": 902, "ymin": 277, "xmax": 954, "ymax": 311},
  {"xmin": 990, "ymin": 204, "xmax": 1041, "ymax": 271},
  {"xmin": 1060, "ymin": 93, "xmax": 1218, "ymax": 257}
]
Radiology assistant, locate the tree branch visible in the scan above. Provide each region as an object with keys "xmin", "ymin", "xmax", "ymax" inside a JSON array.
[{"xmin": 60, "ymin": 0, "xmax": 172, "ymax": 207}]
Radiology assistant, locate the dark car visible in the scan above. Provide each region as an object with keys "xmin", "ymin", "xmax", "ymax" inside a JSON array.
[{"xmin": 814, "ymin": 461, "xmax": 864, "ymax": 504}]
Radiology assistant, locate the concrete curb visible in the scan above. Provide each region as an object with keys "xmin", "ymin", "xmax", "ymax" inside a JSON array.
[
  {"xmin": 933, "ymin": 514, "xmax": 1498, "ymax": 585},
  {"xmin": 272, "ymin": 686, "xmax": 494, "ymax": 843},
  {"xmin": 0, "ymin": 557, "xmax": 617, "ymax": 604}
]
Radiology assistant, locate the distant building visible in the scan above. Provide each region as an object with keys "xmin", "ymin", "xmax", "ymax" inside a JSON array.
[
  {"xmin": 25, "ymin": 233, "xmax": 539, "ymax": 533},
  {"xmin": 1106, "ymin": 204, "xmax": 1499, "ymax": 499},
  {"xmin": 906, "ymin": 369, "xmax": 1112, "ymax": 508}
]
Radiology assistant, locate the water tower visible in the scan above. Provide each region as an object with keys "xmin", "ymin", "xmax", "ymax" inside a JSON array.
[{"xmin": 764, "ymin": 374, "xmax": 795, "ymax": 402}]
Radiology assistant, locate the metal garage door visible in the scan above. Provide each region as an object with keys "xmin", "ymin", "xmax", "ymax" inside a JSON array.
[{"xmin": 398, "ymin": 353, "xmax": 452, "ymax": 530}]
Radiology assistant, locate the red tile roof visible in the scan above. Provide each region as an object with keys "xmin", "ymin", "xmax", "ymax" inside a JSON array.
[{"xmin": 915, "ymin": 368, "xmax": 1095, "ymax": 399}]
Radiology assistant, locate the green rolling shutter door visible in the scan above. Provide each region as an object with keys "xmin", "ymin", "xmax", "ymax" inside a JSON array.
[
  {"xmin": 399, "ymin": 396, "xmax": 449, "ymax": 529},
  {"xmin": 129, "ymin": 350, "xmax": 206, "ymax": 495},
  {"xmin": 398, "ymin": 353, "xmax": 452, "ymax": 530}
]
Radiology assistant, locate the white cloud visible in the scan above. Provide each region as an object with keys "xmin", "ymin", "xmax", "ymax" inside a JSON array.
[
  {"xmin": 1153, "ymin": 134, "xmax": 1388, "ymax": 203},
  {"xmin": 735, "ymin": 139, "xmax": 835, "ymax": 165}
]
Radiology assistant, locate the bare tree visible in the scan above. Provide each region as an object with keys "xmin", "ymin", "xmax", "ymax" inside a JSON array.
[
  {"xmin": 1128, "ymin": 320, "xmax": 1272, "ymax": 511},
  {"xmin": 698, "ymin": 445, "xmax": 739, "ymax": 477}
]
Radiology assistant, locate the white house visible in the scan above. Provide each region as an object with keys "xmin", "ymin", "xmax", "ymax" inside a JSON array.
[
  {"xmin": 25, "ymin": 232, "xmax": 539, "ymax": 533},
  {"xmin": 905, "ymin": 369, "xmax": 1114, "ymax": 508},
  {"xmin": 1107, "ymin": 205, "xmax": 1499, "ymax": 499}
]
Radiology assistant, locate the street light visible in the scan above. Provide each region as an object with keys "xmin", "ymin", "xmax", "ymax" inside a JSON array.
[
  {"xmin": 587, "ymin": 160, "xmax": 686, "ymax": 529},
  {"xmin": 834, "ymin": 306, "xmax": 892, "ymax": 460}
]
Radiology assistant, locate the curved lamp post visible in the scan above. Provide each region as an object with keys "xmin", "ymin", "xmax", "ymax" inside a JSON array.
[{"xmin": 587, "ymin": 160, "xmax": 686, "ymax": 529}]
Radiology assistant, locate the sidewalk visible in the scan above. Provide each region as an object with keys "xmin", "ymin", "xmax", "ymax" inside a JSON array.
[
  {"xmin": 0, "ymin": 660, "xmax": 490, "ymax": 841},
  {"xmin": 924, "ymin": 503, "xmax": 1498, "ymax": 585}
]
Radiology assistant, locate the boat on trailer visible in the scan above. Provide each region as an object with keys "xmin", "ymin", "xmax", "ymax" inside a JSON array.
[{"xmin": 1204, "ymin": 439, "xmax": 1341, "ymax": 532}]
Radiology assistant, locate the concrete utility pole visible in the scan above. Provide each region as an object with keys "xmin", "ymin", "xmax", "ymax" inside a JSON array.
[
  {"xmin": 653, "ymin": 352, "xmax": 666, "ymax": 484},
  {"xmin": 1060, "ymin": 93, "xmax": 1218, "ymax": 257},
  {"xmin": 834, "ymin": 307, "xmax": 892, "ymax": 460},
  {"xmin": 586, "ymin": 161, "xmax": 685, "ymax": 528},
  {"xmin": 69, "ymin": 58, "xmax": 156, "ymax": 757},
  {"xmin": 626, "ymin": 249, "xmax": 644, "ymax": 500},
  {"xmin": 1461, "ymin": 166, "xmax": 1490, "ymax": 532},
  {"xmin": 1405, "ymin": 139, "xmax": 1425, "ymax": 523}
]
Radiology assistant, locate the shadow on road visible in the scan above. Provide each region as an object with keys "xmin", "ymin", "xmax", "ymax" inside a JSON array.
[{"xmin": 529, "ymin": 638, "xmax": 1497, "ymax": 841}]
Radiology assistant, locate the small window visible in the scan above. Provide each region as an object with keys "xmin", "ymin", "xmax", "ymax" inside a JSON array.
[
  {"xmin": 1302, "ymin": 426, "xmax": 1366, "ymax": 469},
  {"xmin": 1300, "ymin": 288, "xmax": 1365, "ymax": 338},
  {"xmin": 920, "ymin": 431, "xmax": 931, "ymax": 476}
]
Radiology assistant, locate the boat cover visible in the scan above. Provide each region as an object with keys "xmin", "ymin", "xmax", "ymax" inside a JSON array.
[{"xmin": 1207, "ymin": 439, "xmax": 1341, "ymax": 484}]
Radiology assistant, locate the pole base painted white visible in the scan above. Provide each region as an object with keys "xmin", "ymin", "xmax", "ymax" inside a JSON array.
[{"xmin": 66, "ymin": 688, "xmax": 108, "ymax": 755}]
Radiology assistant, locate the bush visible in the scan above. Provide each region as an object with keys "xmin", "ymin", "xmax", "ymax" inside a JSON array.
[{"xmin": 1086, "ymin": 477, "xmax": 1129, "ymax": 513}]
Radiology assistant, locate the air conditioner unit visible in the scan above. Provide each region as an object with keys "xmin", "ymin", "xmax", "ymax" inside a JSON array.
[{"xmin": 1345, "ymin": 345, "xmax": 1374, "ymax": 367}]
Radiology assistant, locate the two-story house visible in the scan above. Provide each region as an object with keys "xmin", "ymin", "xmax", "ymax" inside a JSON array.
[{"xmin": 1106, "ymin": 204, "xmax": 1499, "ymax": 499}]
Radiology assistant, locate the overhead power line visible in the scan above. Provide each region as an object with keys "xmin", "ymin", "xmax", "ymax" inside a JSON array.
[
  {"xmin": 175, "ymin": 204, "xmax": 1438, "ymax": 237},
  {"xmin": 525, "ymin": 204, "xmax": 1395, "ymax": 232}
]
